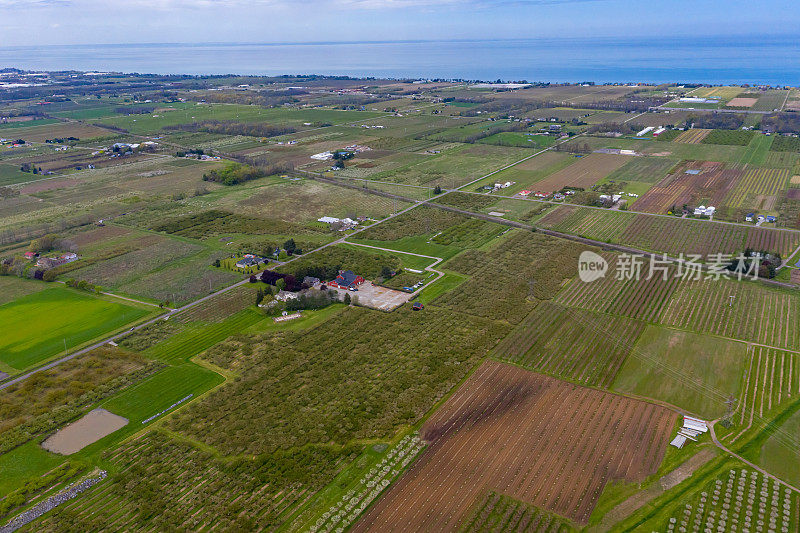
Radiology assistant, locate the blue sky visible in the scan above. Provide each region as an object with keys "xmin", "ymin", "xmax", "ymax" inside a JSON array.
[{"xmin": 1, "ymin": 0, "xmax": 798, "ymax": 46}]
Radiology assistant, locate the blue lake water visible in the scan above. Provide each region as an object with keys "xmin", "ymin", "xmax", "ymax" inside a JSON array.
[{"xmin": 0, "ymin": 36, "xmax": 798, "ymax": 85}]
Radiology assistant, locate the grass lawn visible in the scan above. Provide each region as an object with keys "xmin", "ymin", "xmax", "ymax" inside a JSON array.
[
  {"xmin": 478, "ymin": 131, "xmax": 556, "ymax": 149},
  {"xmin": 246, "ymin": 304, "xmax": 346, "ymax": 334},
  {"xmin": 612, "ymin": 326, "xmax": 748, "ymax": 418},
  {"xmin": 102, "ymin": 364, "xmax": 223, "ymax": 424},
  {"xmin": 416, "ymin": 272, "xmax": 468, "ymax": 304},
  {"xmin": 0, "ymin": 441, "xmax": 66, "ymax": 497},
  {"xmin": 0, "ymin": 276, "xmax": 47, "ymax": 306},
  {"xmin": 0, "ymin": 119, "xmax": 60, "ymax": 131},
  {"xmin": 756, "ymin": 401, "xmax": 800, "ymax": 486},
  {"xmin": 0, "ymin": 287, "xmax": 150, "ymax": 372},
  {"xmin": 737, "ymin": 133, "xmax": 774, "ymax": 166},
  {"xmin": 340, "ymin": 243, "xmax": 438, "ymax": 270},
  {"xmin": 91, "ymin": 105, "xmax": 383, "ymax": 135},
  {"xmin": 349, "ymin": 235, "xmax": 463, "ymax": 262},
  {"xmin": 0, "ymin": 162, "xmax": 35, "ymax": 186}
]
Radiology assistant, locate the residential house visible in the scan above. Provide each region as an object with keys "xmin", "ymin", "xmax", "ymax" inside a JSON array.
[
  {"xmin": 303, "ymin": 276, "xmax": 321, "ymax": 287},
  {"xmin": 275, "ymin": 290, "xmax": 299, "ymax": 302},
  {"xmin": 235, "ymin": 255, "xmax": 261, "ymax": 269},
  {"xmin": 745, "ymin": 213, "xmax": 755, "ymax": 222}
]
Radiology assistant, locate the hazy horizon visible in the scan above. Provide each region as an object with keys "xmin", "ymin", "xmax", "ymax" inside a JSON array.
[{"xmin": 2, "ymin": 0, "xmax": 799, "ymax": 47}]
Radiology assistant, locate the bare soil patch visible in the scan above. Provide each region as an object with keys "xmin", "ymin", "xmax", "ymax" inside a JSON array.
[
  {"xmin": 19, "ymin": 178, "xmax": 81, "ymax": 194},
  {"xmin": 352, "ymin": 361, "xmax": 676, "ymax": 531},
  {"xmin": 633, "ymin": 160, "xmax": 740, "ymax": 213},
  {"xmin": 13, "ymin": 123, "xmax": 110, "ymax": 143},
  {"xmin": 328, "ymin": 281, "xmax": 412, "ymax": 311},
  {"xmin": 726, "ymin": 97, "xmax": 758, "ymax": 108},
  {"xmin": 70, "ymin": 225, "xmax": 132, "ymax": 247},
  {"xmin": 41, "ymin": 408, "xmax": 128, "ymax": 455},
  {"xmin": 534, "ymin": 153, "xmax": 628, "ymax": 193},
  {"xmin": 786, "ymin": 188, "xmax": 800, "ymax": 200}
]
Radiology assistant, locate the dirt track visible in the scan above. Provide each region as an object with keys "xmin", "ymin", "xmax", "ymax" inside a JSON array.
[{"xmin": 352, "ymin": 361, "xmax": 676, "ymax": 531}]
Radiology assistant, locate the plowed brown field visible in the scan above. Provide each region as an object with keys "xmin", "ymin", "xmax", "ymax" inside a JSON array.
[
  {"xmin": 534, "ymin": 153, "xmax": 628, "ymax": 193},
  {"xmin": 633, "ymin": 161, "xmax": 741, "ymax": 213},
  {"xmin": 352, "ymin": 361, "xmax": 676, "ymax": 532}
]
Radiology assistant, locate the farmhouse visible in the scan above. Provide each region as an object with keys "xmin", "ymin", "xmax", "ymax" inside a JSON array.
[
  {"xmin": 235, "ymin": 255, "xmax": 261, "ymax": 268},
  {"xmin": 302, "ymin": 276, "xmax": 321, "ymax": 287},
  {"xmin": 318, "ymin": 216, "xmax": 359, "ymax": 230},
  {"xmin": 745, "ymin": 213, "xmax": 755, "ymax": 222},
  {"xmin": 693, "ymin": 205, "xmax": 715, "ymax": 216},
  {"xmin": 275, "ymin": 290, "xmax": 300, "ymax": 302},
  {"xmin": 310, "ymin": 151, "xmax": 334, "ymax": 161},
  {"xmin": 36, "ymin": 252, "xmax": 78, "ymax": 269},
  {"xmin": 328, "ymin": 270, "xmax": 365, "ymax": 289}
]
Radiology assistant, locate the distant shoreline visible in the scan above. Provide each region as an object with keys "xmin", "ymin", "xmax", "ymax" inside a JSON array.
[{"xmin": 2, "ymin": 36, "xmax": 799, "ymax": 85}]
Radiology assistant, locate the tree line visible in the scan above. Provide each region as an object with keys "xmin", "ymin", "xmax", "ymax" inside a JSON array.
[{"xmin": 164, "ymin": 119, "xmax": 296, "ymax": 138}]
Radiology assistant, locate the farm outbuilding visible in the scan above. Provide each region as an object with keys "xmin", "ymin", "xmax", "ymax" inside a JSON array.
[
  {"xmin": 328, "ymin": 270, "xmax": 365, "ymax": 289},
  {"xmin": 669, "ymin": 434, "xmax": 687, "ymax": 449}
]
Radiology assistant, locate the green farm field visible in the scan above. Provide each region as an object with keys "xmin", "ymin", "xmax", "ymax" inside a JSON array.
[
  {"xmin": 0, "ymin": 162, "xmax": 35, "ymax": 186},
  {"xmin": 0, "ymin": 287, "xmax": 150, "ymax": 373},
  {"xmin": 102, "ymin": 363, "xmax": 223, "ymax": 424},
  {"xmin": 0, "ymin": 119, "xmax": 60, "ymax": 131},
  {"xmin": 91, "ymin": 104, "xmax": 384, "ymax": 135},
  {"xmin": 613, "ymin": 326, "xmax": 747, "ymax": 418}
]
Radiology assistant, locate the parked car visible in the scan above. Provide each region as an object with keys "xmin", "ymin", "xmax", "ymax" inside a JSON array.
[{"xmin": 412, "ymin": 302, "xmax": 424, "ymax": 311}]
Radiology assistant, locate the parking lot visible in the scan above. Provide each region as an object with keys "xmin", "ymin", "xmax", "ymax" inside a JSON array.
[{"xmin": 328, "ymin": 281, "xmax": 412, "ymax": 311}]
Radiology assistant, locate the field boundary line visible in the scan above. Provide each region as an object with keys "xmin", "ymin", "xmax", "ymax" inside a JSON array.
[
  {"xmin": 455, "ymin": 131, "xmax": 588, "ymax": 192},
  {"xmin": 342, "ymin": 241, "xmax": 444, "ymax": 298},
  {"xmin": 709, "ymin": 423, "xmax": 800, "ymax": 494},
  {"xmin": 0, "ymin": 192, "xmax": 427, "ymax": 390}
]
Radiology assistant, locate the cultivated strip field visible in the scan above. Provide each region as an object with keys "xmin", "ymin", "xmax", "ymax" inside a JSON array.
[
  {"xmin": 538, "ymin": 206, "xmax": 800, "ymax": 256},
  {"xmin": 633, "ymin": 161, "xmax": 742, "ymax": 214},
  {"xmin": 617, "ymin": 214, "xmax": 800, "ymax": 257},
  {"xmin": 532, "ymin": 153, "xmax": 629, "ymax": 193},
  {"xmin": 674, "ymin": 129, "xmax": 711, "ymax": 144},
  {"xmin": 659, "ymin": 467, "xmax": 798, "ymax": 533},
  {"xmin": 724, "ymin": 167, "xmax": 790, "ymax": 208},
  {"xmin": 537, "ymin": 205, "xmax": 632, "ymax": 242},
  {"xmin": 460, "ymin": 491, "xmax": 576, "ymax": 533},
  {"xmin": 661, "ymin": 279, "xmax": 800, "ymax": 351},
  {"xmin": 493, "ymin": 302, "xmax": 645, "ymax": 387},
  {"xmin": 35, "ymin": 431, "xmax": 316, "ymax": 531},
  {"xmin": 352, "ymin": 361, "xmax": 676, "ymax": 531},
  {"xmin": 729, "ymin": 346, "xmax": 800, "ymax": 443},
  {"xmin": 554, "ymin": 260, "xmax": 680, "ymax": 322}
]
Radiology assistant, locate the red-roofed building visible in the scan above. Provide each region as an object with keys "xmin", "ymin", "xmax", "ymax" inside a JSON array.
[{"xmin": 328, "ymin": 270, "xmax": 364, "ymax": 289}]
